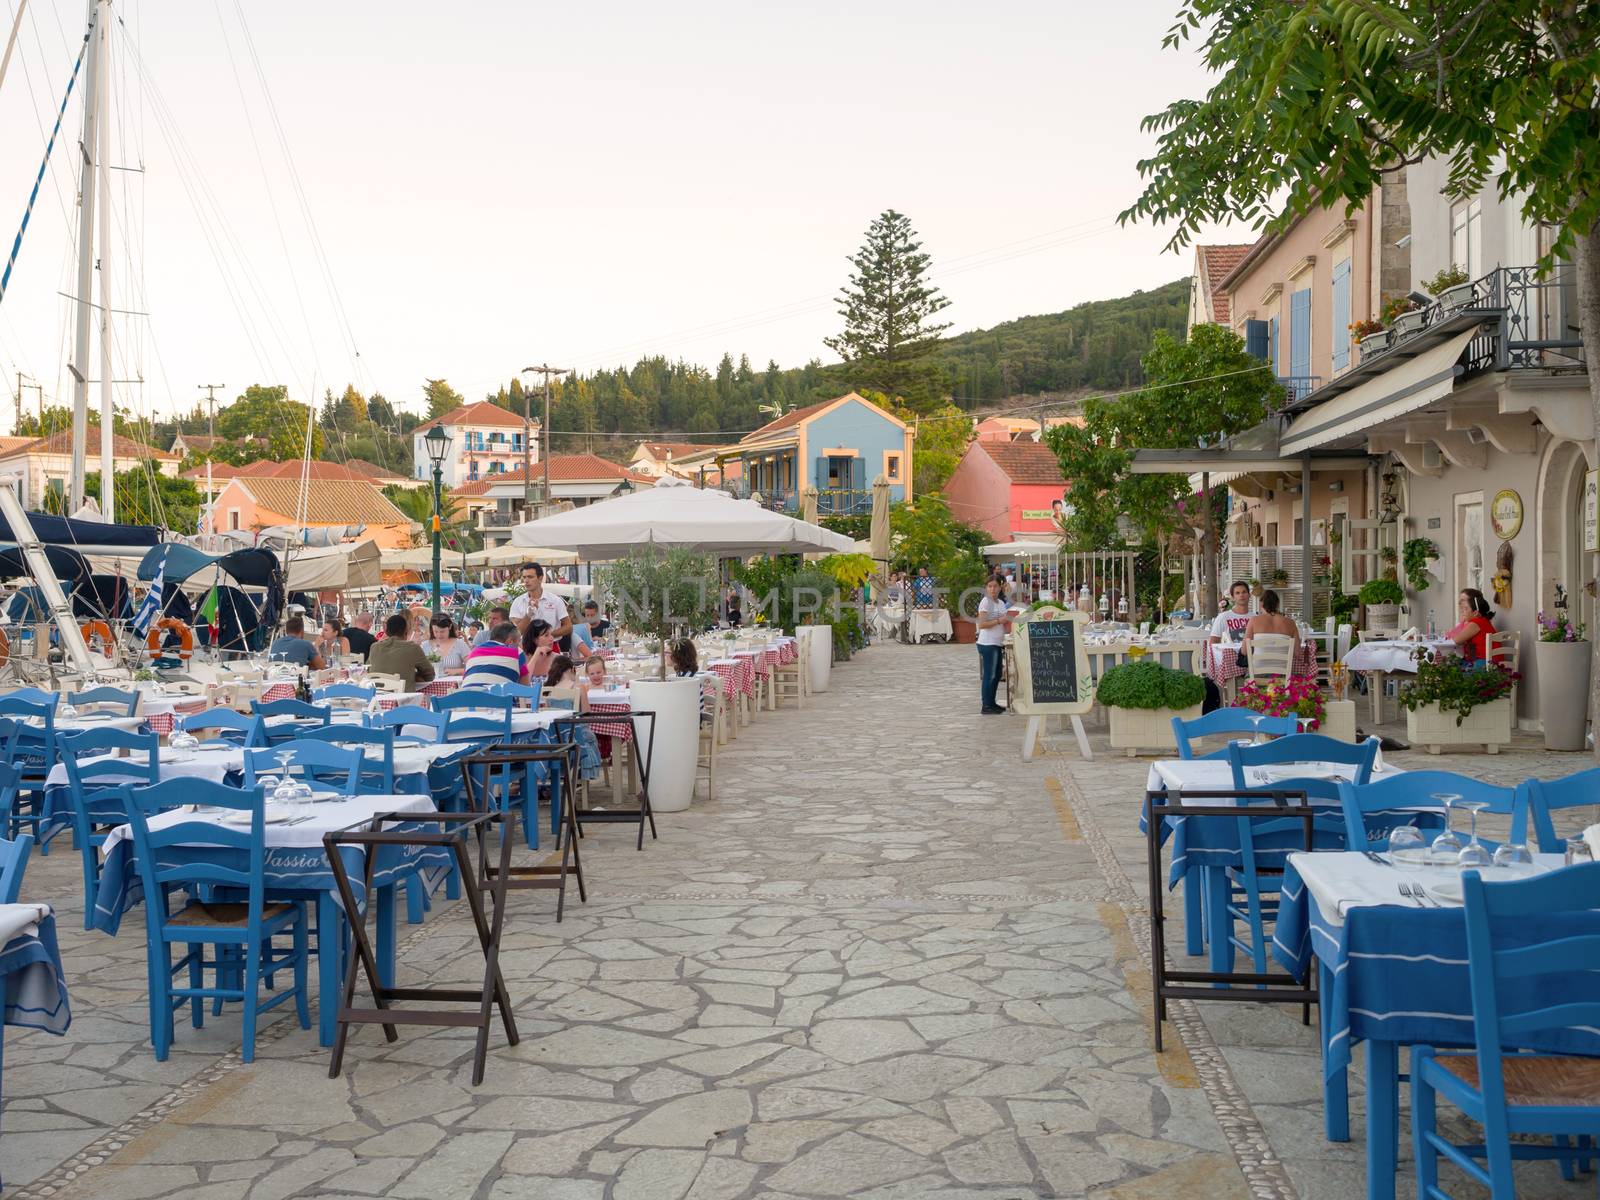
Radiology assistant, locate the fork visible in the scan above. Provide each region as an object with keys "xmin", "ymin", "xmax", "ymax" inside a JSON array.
[{"xmin": 1397, "ymin": 883, "xmax": 1423, "ymax": 906}]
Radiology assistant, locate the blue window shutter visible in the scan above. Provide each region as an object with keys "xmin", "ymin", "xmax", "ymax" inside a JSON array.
[
  {"xmin": 1289, "ymin": 289, "xmax": 1312, "ymax": 380},
  {"xmin": 1269, "ymin": 316, "xmax": 1279, "ymax": 373},
  {"xmin": 814, "ymin": 457, "xmax": 826, "ymax": 490},
  {"xmin": 1331, "ymin": 259, "xmax": 1352, "ymax": 372},
  {"xmin": 850, "ymin": 457, "xmax": 865, "ymax": 491},
  {"xmin": 1244, "ymin": 319, "xmax": 1269, "ymax": 360}
]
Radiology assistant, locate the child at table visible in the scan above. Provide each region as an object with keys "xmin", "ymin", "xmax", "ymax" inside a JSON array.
[
  {"xmin": 582, "ymin": 655, "xmax": 611, "ymax": 761},
  {"xmin": 544, "ymin": 655, "xmax": 601, "ymax": 779}
]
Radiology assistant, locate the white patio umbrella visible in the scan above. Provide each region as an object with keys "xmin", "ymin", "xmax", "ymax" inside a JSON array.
[
  {"xmin": 509, "ymin": 477, "xmax": 854, "ymax": 558},
  {"xmin": 869, "ymin": 473, "xmax": 891, "ymax": 565}
]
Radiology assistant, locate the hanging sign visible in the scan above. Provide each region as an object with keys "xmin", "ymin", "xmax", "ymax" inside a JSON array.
[{"xmin": 1490, "ymin": 489, "xmax": 1524, "ymax": 541}]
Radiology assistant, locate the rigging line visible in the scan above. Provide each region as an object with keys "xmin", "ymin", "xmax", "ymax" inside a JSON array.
[
  {"xmin": 228, "ymin": 0, "xmax": 365, "ymax": 389},
  {"xmin": 208, "ymin": 0, "xmax": 328, "ymax": 413}
]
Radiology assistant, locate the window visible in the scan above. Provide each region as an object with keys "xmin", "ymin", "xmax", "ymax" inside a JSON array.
[
  {"xmin": 1450, "ymin": 198, "xmax": 1482, "ymax": 278},
  {"xmin": 468, "ymin": 463, "xmax": 479, "ymax": 481},
  {"xmin": 1330, "ymin": 258, "xmax": 1352, "ymax": 373},
  {"xmin": 885, "ymin": 452, "xmax": 902, "ymax": 482},
  {"xmin": 489, "ymin": 462, "xmax": 503, "ymax": 474},
  {"xmin": 228, "ymin": 508, "xmax": 240, "ymax": 531},
  {"xmin": 1289, "ymin": 289, "xmax": 1312, "ymax": 382}
]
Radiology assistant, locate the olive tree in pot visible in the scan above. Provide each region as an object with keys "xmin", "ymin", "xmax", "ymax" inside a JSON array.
[
  {"xmin": 1096, "ymin": 660, "xmax": 1206, "ymax": 757},
  {"xmin": 596, "ymin": 548, "xmax": 719, "ymax": 813}
]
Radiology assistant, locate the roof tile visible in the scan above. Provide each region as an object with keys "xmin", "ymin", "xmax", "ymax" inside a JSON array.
[{"xmin": 979, "ymin": 439, "xmax": 1067, "ymax": 485}]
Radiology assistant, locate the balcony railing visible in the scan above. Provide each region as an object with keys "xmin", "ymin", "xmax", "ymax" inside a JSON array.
[
  {"xmin": 817, "ymin": 488, "xmax": 873, "ymax": 516},
  {"xmin": 1277, "ymin": 376, "xmax": 1322, "ymax": 405},
  {"xmin": 478, "ymin": 509, "xmax": 522, "ymax": 528}
]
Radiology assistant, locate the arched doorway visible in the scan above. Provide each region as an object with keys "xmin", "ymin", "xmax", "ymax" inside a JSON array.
[{"xmin": 1537, "ymin": 439, "xmax": 1595, "ymax": 634}]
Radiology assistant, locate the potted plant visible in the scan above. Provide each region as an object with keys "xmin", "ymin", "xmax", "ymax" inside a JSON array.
[
  {"xmin": 1536, "ymin": 606, "xmax": 1590, "ymax": 750},
  {"xmin": 1358, "ymin": 577, "xmax": 1404, "ymax": 631},
  {"xmin": 1424, "ymin": 265, "xmax": 1475, "ymax": 311},
  {"xmin": 1349, "ymin": 317, "xmax": 1388, "ymax": 359},
  {"xmin": 595, "ymin": 547, "xmax": 719, "ymax": 812},
  {"xmin": 1247, "ymin": 577, "xmax": 1263, "ymax": 599},
  {"xmin": 1096, "ymin": 659, "xmax": 1206, "ymax": 757},
  {"xmin": 1383, "ymin": 295, "xmax": 1428, "ymax": 338},
  {"xmin": 1268, "ymin": 567, "xmax": 1290, "ymax": 588},
  {"xmin": 1402, "ymin": 538, "xmax": 1437, "ymax": 594},
  {"xmin": 1398, "ymin": 653, "xmax": 1519, "ymax": 754},
  {"xmin": 938, "ymin": 552, "xmax": 990, "ymax": 645},
  {"xmin": 1237, "ymin": 677, "xmax": 1326, "ymax": 731}
]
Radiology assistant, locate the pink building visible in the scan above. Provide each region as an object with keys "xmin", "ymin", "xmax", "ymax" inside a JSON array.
[{"xmin": 944, "ymin": 440, "xmax": 1066, "ymax": 541}]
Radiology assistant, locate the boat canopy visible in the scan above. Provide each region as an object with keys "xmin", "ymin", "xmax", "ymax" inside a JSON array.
[
  {"xmin": 0, "ymin": 511, "xmax": 160, "ymax": 553},
  {"xmin": 136, "ymin": 544, "xmax": 281, "ymax": 589},
  {"xmin": 0, "ymin": 542, "xmax": 91, "ymax": 583}
]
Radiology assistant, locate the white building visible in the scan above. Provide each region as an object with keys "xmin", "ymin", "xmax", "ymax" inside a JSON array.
[
  {"xmin": 454, "ymin": 455, "xmax": 654, "ymax": 548},
  {"xmin": 412, "ymin": 401, "xmax": 539, "ymax": 489}
]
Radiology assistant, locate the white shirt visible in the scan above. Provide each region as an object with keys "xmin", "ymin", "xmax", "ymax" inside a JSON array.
[
  {"xmin": 511, "ymin": 589, "xmax": 569, "ymax": 631},
  {"xmin": 977, "ymin": 596, "xmax": 1010, "ymax": 646},
  {"xmin": 1209, "ymin": 609, "xmax": 1251, "ymax": 643}
]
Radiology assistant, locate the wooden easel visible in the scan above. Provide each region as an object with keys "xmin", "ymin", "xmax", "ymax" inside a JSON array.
[{"xmin": 1012, "ymin": 607, "xmax": 1095, "ymax": 761}]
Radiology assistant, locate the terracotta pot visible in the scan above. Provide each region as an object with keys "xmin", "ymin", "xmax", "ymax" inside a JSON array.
[{"xmin": 949, "ymin": 617, "xmax": 977, "ymax": 644}]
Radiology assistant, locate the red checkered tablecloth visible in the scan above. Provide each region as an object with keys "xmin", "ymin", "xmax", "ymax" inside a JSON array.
[
  {"xmin": 144, "ymin": 698, "xmax": 216, "ymax": 737},
  {"xmin": 586, "ymin": 702, "xmax": 635, "ymax": 742},
  {"xmin": 261, "ymin": 683, "xmax": 297, "ymax": 703},
  {"xmin": 777, "ymin": 639, "xmax": 797, "ymax": 664},
  {"xmin": 709, "ymin": 658, "xmax": 753, "ymax": 698},
  {"xmin": 1207, "ymin": 642, "xmax": 1319, "ymax": 685},
  {"xmin": 420, "ymin": 677, "xmax": 463, "ymax": 699}
]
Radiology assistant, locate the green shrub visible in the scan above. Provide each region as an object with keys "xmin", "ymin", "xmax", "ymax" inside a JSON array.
[
  {"xmin": 1095, "ymin": 660, "xmax": 1205, "ymax": 711},
  {"xmin": 1358, "ymin": 578, "xmax": 1404, "ymax": 606}
]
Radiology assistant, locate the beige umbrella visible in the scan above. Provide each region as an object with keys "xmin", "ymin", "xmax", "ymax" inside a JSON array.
[
  {"xmin": 869, "ymin": 473, "xmax": 891, "ymax": 566},
  {"xmin": 800, "ymin": 486, "xmax": 821, "ymax": 560}
]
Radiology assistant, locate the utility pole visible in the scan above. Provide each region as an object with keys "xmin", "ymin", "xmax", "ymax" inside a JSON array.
[
  {"xmin": 13, "ymin": 373, "xmax": 34, "ymax": 434},
  {"xmin": 520, "ymin": 364, "xmax": 568, "ymax": 515},
  {"xmin": 199, "ymin": 383, "xmax": 224, "ymax": 538}
]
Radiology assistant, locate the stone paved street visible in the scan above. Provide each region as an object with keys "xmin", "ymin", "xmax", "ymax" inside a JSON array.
[{"xmin": 4, "ymin": 642, "xmax": 1594, "ymax": 1199}]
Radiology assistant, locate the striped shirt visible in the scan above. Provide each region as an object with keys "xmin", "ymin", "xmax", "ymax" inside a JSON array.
[{"xmin": 461, "ymin": 642, "xmax": 528, "ymax": 688}]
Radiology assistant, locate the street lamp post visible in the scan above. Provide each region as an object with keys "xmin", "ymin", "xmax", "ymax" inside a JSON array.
[{"xmin": 424, "ymin": 424, "xmax": 452, "ymax": 612}]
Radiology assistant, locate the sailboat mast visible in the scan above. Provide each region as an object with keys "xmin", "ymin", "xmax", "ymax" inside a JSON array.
[
  {"xmin": 96, "ymin": 3, "xmax": 113, "ymax": 519},
  {"xmin": 67, "ymin": 0, "xmax": 105, "ymax": 513}
]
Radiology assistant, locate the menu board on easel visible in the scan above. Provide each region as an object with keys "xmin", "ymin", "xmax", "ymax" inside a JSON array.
[{"xmin": 1011, "ymin": 608, "xmax": 1094, "ymax": 760}]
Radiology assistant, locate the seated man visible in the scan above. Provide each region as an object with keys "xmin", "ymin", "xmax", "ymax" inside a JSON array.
[
  {"xmin": 462, "ymin": 621, "xmax": 529, "ymax": 688},
  {"xmin": 367, "ymin": 613, "xmax": 436, "ymax": 689},
  {"xmin": 268, "ymin": 615, "xmax": 325, "ymax": 671}
]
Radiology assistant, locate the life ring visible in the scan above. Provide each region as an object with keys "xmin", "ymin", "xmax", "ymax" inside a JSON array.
[
  {"xmin": 0, "ymin": 627, "xmax": 9, "ymax": 666},
  {"xmin": 147, "ymin": 618, "xmax": 194, "ymax": 660},
  {"xmin": 80, "ymin": 620, "xmax": 116, "ymax": 657}
]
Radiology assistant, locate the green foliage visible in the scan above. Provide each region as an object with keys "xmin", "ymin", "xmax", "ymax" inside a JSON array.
[
  {"xmin": 1121, "ymin": 1, "xmax": 1600, "ymax": 269},
  {"xmin": 823, "ymin": 210, "xmax": 952, "ymax": 412},
  {"xmin": 81, "ymin": 470, "xmax": 202, "ymax": 532},
  {"xmin": 935, "ymin": 551, "xmax": 990, "ymax": 620},
  {"xmin": 597, "ymin": 548, "xmax": 720, "ymax": 647},
  {"xmin": 1422, "ymin": 267, "xmax": 1469, "ymax": 295},
  {"xmin": 1096, "ymin": 660, "xmax": 1206, "ymax": 711},
  {"xmin": 1402, "ymin": 539, "xmax": 1436, "ymax": 593},
  {"xmin": 384, "ymin": 485, "xmax": 478, "ymax": 552},
  {"xmin": 731, "ymin": 557, "xmax": 841, "ymax": 633},
  {"xmin": 819, "ymin": 513, "xmax": 872, "ymax": 540},
  {"xmin": 1358, "ymin": 578, "xmax": 1404, "ymax": 606},
  {"xmin": 815, "ymin": 553, "xmax": 874, "ymax": 592},
  {"xmin": 214, "ymin": 385, "xmax": 325, "ymax": 461},
  {"xmin": 1399, "ymin": 656, "xmax": 1519, "ymax": 725},
  {"xmin": 830, "ymin": 606, "xmax": 864, "ymax": 661},
  {"xmin": 423, "ymin": 379, "xmax": 466, "ymax": 421},
  {"xmin": 1046, "ymin": 323, "xmax": 1281, "ymax": 551},
  {"xmin": 15, "ymin": 405, "xmax": 140, "ymax": 440},
  {"xmin": 888, "ymin": 494, "xmax": 992, "ymax": 575},
  {"xmin": 860, "ymin": 395, "xmax": 970, "ymax": 493}
]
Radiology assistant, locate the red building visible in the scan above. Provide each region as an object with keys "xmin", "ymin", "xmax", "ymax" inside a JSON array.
[{"xmin": 943, "ymin": 439, "xmax": 1067, "ymax": 541}]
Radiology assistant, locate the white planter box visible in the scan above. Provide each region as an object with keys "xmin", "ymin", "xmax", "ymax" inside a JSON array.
[
  {"xmin": 1107, "ymin": 703, "xmax": 1203, "ymax": 758},
  {"xmin": 1405, "ymin": 697, "xmax": 1512, "ymax": 755},
  {"xmin": 631, "ymin": 678, "xmax": 701, "ymax": 813},
  {"xmin": 1439, "ymin": 282, "xmax": 1477, "ymax": 310},
  {"xmin": 1392, "ymin": 310, "xmax": 1428, "ymax": 337}
]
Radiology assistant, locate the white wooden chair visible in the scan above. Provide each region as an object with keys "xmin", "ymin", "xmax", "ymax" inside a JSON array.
[
  {"xmin": 772, "ymin": 653, "xmax": 806, "ymax": 709},
  {"xmin": 696, "ymin": 677, "xmax": 720, "ymax": 800},
  {"xmin": 1245, "ymin": 633, "xmax": 1296, "ymax": 679},
  {"xmin": 1485, "ymin": 630, "xmax": 1521, "ymax": 715}
]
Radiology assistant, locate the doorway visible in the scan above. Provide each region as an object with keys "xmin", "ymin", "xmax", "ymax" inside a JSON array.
[{"xmin": 1454, "ymin": 492, "xmax": 1485, "ymax": 597}]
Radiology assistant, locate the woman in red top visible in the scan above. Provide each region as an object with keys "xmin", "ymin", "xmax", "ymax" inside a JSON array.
[{"xmin": 1447, "ymin": 588, "xmax": 1497, "ymax": 662}]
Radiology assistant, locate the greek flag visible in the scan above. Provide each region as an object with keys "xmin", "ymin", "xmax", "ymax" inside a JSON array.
[{"xmin": 132, "ymin": 548, "xmax": 166, "ymax": 638}]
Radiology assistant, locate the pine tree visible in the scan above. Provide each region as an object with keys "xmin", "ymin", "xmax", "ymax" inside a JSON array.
[{"xmin": 823, "ymin": 209, "xmax": 952, "ymax": 411}]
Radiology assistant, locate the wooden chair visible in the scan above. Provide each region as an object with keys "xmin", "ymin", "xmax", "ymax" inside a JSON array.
[
  {"xmin": 61, "ymin": 729, "xmax": 161, "ymax": 929},
  {"xmin": 696, "ymin": 679, "xmax": 720, "ymax": 800},
  {"xmin": 772, "ymin": 654, "xmax": 806, "ymax": 709},
  {"xmin": 71, "ymin": 686, "xmax": 140, "ymax": 716},
  {"xmin": 1245, "ymin": 634, "xmax": 1296, "ymax": 679}
]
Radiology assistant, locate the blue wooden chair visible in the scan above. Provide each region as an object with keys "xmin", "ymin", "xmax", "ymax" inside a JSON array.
[
  {"xmin": 485, "ymin": 681, "xmax": 543, "ymax": 709},
  {"xmin": 121, "ymin": 779, "xmax": 310, "ymax": 1062},
  {"xmin": 0, "ymin": 687, "xmax": 60, "ymax": 711},
  {"xmin": 178, "ymin": 707, "xmax": 266, "ymax": 747},
  {"xmin": 70, "ymin": 686, "xmax": 139, "ymax": 716},
  {"xmin": 243, "ymin": 741, "xmax": 362, "ymax": 797},
  {"xmin": 296, "ymin": 726, "xmax": 395, "ymax": 794},
  {"xmin": 374, "ymin": 705, "xmax": 446, "ymax": 743},
  {"xmin": 252, "ymin": 698, "xmax": 333, "ymax": 746},
  {"xmin": 0, "ymin": 763, "xmax": 19, "ymax": 890},
  {"xmin": 1172, "ymin": 708, "xmax": 1299, "ymax": 759},
  {"xmin": 60, "ymin": 729, "xmax": 160, "ymax": 930},
  {"xmin": 1412, "ymin": 863, "xmax": 1600, "ymax": 1198},
  {"xmin": 313, "ymin": 683, "xmax": 375, "ymax": 709},
  {"xmin": 1337, "ymin": 771, "xmax": 1518, "ymax": 852},
  {"xmin": 1225, "ymin": 733, "xmax": 1380, "ymax": 788},
  {"xmin": 1517, "ymin": 768, "xmax": 1600, "ymax": 853},
  {"xmin": 441, "ymin": 696, "xmax": 531, "ymax": 839},
  {"xmin": 0, "ymin": 831, "xmax": 33, "ymax": 903},
  {"xmin": 0, "ymin": 697, "xmax": 57, "ymax": 849}
]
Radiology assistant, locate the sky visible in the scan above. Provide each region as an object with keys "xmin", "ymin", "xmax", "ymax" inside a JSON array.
[{"xmin": 0, "ymin": 0, "xmax": 1246, "ymax": 430}]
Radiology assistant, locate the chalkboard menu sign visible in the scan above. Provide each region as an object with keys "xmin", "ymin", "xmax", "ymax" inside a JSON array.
[{"xmin": 1011, "ymin": 608, "xmax": 1094, "ymax": 716}]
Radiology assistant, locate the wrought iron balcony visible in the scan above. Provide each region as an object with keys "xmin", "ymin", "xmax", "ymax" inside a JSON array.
[
  {"xmin": 816, "ymin": 488, "xmax": 873, "ymax": 516},
  {"xmin": 1276, "ymin": 376, "xmax": 1322, "ymax": 405}
]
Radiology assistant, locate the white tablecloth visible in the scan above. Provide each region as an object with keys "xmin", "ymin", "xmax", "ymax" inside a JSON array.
[
  {"xmin": 47, "ymin": 740, "xmax": 462, "ymax": 790},
  {"xmin": 102, "ymin": 793, "xmax": 435, "ymax": 856},
  {"xmin": 0, "ymin": 903, "xmax": 50, "ymax": 946},
  {"xmin": 1288, "ymin": 850, "xmax": 1564, "ymax": 927},
  {"xmin": 1146, "ymin": 757, "xmax": 1404, "ymax": 794},
  {"xmin": 910, "ymin": 609, "xmax": 953, "ymax": 641},
  {"xmin": 28, "ymin": 714, "xmax": 145, "ymax": 735},
  {"xmin": 1342, "ymin": 639, "xmax": 1457, "ymax": 673}
]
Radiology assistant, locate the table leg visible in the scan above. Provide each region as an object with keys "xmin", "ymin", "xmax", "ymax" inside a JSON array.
[
  {"xmin": 1183, "ymin": 866, "xmax": 1205, "ymax": 957},
  {"xmin": 1371, "ymin": 670, "xmax": 1385, "ymax": 725},
  {"xmin": 1366, "ymin": 1038, "xmax": 1400, "ymax": 1200},
  {"xmin": 1206, "ymin": 865, "xmax": 1235, "ymax": 978},
  {"xmin": 376, "ymin": 885, "xmax": 396, "ymax": 991},
  {"xmin": 1319, "ymin": 958, "xmax": 1349, "ymax": 1142},
  {"xmin": 317, "ymin": 892, "xmax": 341, "ymax": 1047}
]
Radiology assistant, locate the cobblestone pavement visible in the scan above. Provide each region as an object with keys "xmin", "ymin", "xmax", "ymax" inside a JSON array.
[{"xmin": 4, "ymin": 643, "xmax": 1592, "ymax": 1198}]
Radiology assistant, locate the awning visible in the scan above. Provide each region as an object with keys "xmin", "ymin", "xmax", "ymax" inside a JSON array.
[
  {"xmin": 1279, "ymin": 329, "xmax": 1477, "ymax": 456},
  {"xmin": 981, "ymin": 540, "xmax": 1060, "ymax": 558},
  {"xmin": 282, "ymin": 539, "xmax": 382, "ymax": 591},
  {"xmin": 0, "ymin": 511, "xmax": 161, "ymax": 553},
  {"xmin": 137, "ymin": 544, "xmax": 282, "ymax": 589}
]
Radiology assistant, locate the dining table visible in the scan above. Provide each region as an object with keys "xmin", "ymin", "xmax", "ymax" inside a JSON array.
[
  {"xmin": 1271, "ymin": 850, "xmax": 1590, "ymax": 1200},
  {"xmin": 1141, "ymin": 756, "xmax": 1409, "ymax": 967},
  {"xmin": 1341, "ymin": 637, "xmax": 1459, "ymax": 722},
  {"xmin": 92, "ymin": 793, "xmax": 454, "ymax": 1046}
]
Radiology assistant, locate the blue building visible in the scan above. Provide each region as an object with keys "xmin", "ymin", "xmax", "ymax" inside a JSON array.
[{"xmin": 724, "ymin": 393, "xmax": 915, "ymax": 515}]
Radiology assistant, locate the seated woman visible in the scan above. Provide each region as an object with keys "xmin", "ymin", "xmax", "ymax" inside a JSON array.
[
  {"xmin": 1242, "ymin": 589, "xmax": 1300, "ymax": 670},
  {"xmin": 1447, "ymin": 588, "xmax": 1498, "ymax": 662},
  {"xmin": 520, "ymin": 619, "xmax": 558, "ymax": 681},
  {"xmin": 421, "ymin": 613, "xmax": 471, "ymax": 674}
]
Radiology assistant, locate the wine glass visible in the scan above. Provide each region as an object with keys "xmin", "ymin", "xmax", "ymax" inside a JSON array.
[
  {"xmin": 1388, "ymin": 825, "xmax": 1425, "ymax": 868},
  {"xmin": 1428, "ymin": 793, "xmax": 1463, "ymax": 861},
  {"xmin": 1492, "ymin": 842, "xmax": 1534, "ymax": 872},
  {"xmin": 1566, "ymin": 837, "xmax": 1594, "ymax": 867},
  {"xmin": 1456, "ymin": 799, "xmax": 1492, "ymax": 869}
]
